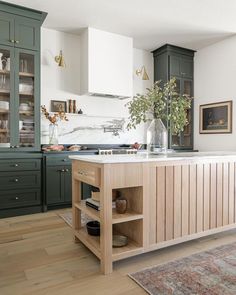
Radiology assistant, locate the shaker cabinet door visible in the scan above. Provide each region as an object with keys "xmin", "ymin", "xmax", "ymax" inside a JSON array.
[
  {"xmin": 64, "ymin": 166, "xmax": 72, "ymax": 203},
  {"xmin": 46, "ymin": 166, "xmax": 64, "ymax": 205},
  {"xmin": 14, "ymin": 16, "xmax": 40, "ymax": 51},
  {"xmin": 0, "ymin": 12, "xmax": 14, "ymax": 47}
]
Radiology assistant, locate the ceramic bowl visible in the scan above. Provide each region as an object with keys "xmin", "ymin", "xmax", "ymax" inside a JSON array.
[{"xmin": 86, "ymin": 221, "xmax": 100, "ymax": 236}]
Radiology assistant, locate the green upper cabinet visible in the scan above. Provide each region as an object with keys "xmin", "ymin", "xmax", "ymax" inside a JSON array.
[
  {"xmin": 0, "ymin": 1, "xmax": 46, "ymax": 152},
  {"xmin": 0, "ymin": 12, "xmax": 41, "ymax": 51},
  {"xmin": 170, "ymin": 55, "xmax": 193, "ymax": 79},
  {"xmin": 0, "ymin": 11, "xmax": 14, "ymax": 46},
  {"xmin": 153, "ymin": 44, "xmax": 195, "ymax": 150},
  {"xmin": 14, "ymin": 16, "xmax": 40, "ymax": 51}
]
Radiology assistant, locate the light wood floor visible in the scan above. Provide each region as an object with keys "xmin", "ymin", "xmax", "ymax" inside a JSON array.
[{"xmin": 1, "ymin": 210, "xmax": 236, "ymax": 295}]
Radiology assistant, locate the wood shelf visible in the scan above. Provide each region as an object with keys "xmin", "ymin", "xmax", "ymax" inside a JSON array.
[
  {"xmin": 0, "ymin": 110, "xmax": 9, "ymax": 114},
  {"xmin": 74, "ymin": 227, "xmax": 101, "ymax": 259},
  {"xmin": 74, "ymin": 226, "xmax": 143, "ymax": 262},
  {"xmin": 112, "ymin": 209, "xmax": 143, "ymax": 224},
  {"xmin": 0, "ymin": 70, "xmax": 10, "ymax": 75},
  {"xmin": 75, "ymin": 201, "xmax": 100, "ymax": 222},
  {"xmin": 0, "ymin": 90, "xmax": 10, "ymax": 95},
  {"xmin": 0, "ymin": 129, "xmax": 7, "ymax": 133},
  {"xmin": 19, "ymin": 72, "xmax": 34, "ymax": 78},
  {"xmin": 112, "ymin": 238, "xmax": 143, "ymax": 261},
  {"xmin": 19, "ymin": 110, "xmax": 34, "ymax": 115},
  {"xmin": 19, "ymin": 92, "xmax": 34, "ymax": 96},
  {"xmin": 75, "ymin": 201, "xmax": 143, "ymax": 224}
]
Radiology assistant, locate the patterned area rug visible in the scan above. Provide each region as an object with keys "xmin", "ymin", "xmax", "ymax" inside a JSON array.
[
  {"xmin": 58, "ymin": 211, "xmax": 90, "ymax": 227},
  {"xmin": 129, "ymin": 242, "xmax": 236, "ymax": 295}
]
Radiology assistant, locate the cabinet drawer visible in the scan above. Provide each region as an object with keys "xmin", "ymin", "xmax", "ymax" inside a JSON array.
[
  {"xmin": 0, "ymin": 171, "xmax": 41, "ymax": 190},
  {"xmin": 75, "ymin": 162, "xmax": 101, "ymax": 187},
  {"xmin": 46, "ymin": 156, "xmax": 72, "ymax": 166},
  {"xmin": 0, "ymin": 159, "xmax": 41, "ymax": 172},
  {"xmin": 0, "ymin": 189, "xmax": 41, "ymax": 209}
]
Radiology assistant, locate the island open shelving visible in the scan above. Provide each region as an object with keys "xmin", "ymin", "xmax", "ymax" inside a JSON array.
[{"xmin": 71, "ymin": 159, "xmax": 146, "ymax": 274}]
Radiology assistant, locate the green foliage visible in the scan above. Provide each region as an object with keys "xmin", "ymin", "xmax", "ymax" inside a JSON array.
[{"xmin": 126, "ymin": 78, "xmax": 192, "ymax": 134}]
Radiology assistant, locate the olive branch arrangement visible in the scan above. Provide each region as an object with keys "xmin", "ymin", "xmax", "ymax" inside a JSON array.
[{"xmin": 126, "ymin": 78, "xmax": 192, "ymax": 135}]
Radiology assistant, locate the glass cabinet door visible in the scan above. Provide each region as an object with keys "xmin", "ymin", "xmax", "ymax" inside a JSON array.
[
  {"xmin": 15, "ymin": 49, "xmax": 39, "ymax": 150},
  {"xmin": 170, "ymin": 77, "xmax": 193, "ymax": 149},
  {"xmin": 182, "ymin": 79, "xmax": 193, "ymax": 148},
  {"xmin": 0, "ymin": 46, "xmax": 14, "ymax": 149}
]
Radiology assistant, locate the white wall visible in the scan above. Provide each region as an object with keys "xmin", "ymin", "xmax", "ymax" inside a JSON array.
[
  {"xmin": 41, "ymin": 28, "xmax": 153, "ymax": 144},
  {"xmin": 194, "ymin": 35, "xmax": 236, "ymax": 151}
]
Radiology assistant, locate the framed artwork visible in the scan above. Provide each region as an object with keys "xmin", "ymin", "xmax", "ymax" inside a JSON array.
[
  {"xmin": 199, "ymin": 100, "xmax": 232, "ymax": 134},
  {"xmin": 51, "ymin": 100, "xmax": 67, "ymax": 113}
]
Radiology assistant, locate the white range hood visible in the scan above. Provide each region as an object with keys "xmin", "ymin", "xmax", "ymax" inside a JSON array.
[{"xmin": 80, "ymin": 27, "xmax": 133, "ymax": 99}]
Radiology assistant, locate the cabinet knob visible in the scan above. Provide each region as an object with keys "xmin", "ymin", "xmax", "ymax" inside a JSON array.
[
  {"xmin": 14, "ymin": 164, "xmax": 19, "ymax": 167},
  {"xmin": 14, "ymin": 178, "xmax": 19, "ymax": 182},
  {"xmin": 15, "ymin": 145, "xmax": 19, "ymax": 148},
  {"xmin": 15, "ymin": 197, "xmax": 19, "ymax": 200},
  {"xmin": 15, "ymin": 40, "xmax": 20, "ymax": 44},
  {"xmin": 62, "ymin": 158, "xmax": 67, "ymax": 162},
  {"xmin": 10, "ymin": 145, "xmax": 14, "ymax": 148},
  {"xmin": 10, "ymin": 39, "xmax": 15, "ymax": 43},
  {"xmin": 65, "ymin": 169, "xmax": 69, "ymax": 172},
  {"xmin": 61, "ymin": 169, "xmax": 65, "ymax": 172}
]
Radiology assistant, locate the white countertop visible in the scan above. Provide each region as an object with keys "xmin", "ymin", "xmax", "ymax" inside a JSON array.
[{"xmin": 69, "ymin": 151, "xmax": 236, "ymax": 164}]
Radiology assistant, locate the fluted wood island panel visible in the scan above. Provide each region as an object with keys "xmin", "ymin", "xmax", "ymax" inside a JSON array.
[{"xmin": 70, "ymin": 153, "xmax": 236, "ymax": 274}]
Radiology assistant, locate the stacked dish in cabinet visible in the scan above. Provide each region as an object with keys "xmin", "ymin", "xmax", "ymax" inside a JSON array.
[
  {"xmin": 0, "ymin": 48, "xmax": 10, "ymax": 147},
  {"xmin": 19, "ymin": 53, "xmax": 35, "ymax": 148}
]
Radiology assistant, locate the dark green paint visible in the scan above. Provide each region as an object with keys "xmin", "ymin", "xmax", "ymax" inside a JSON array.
[{"xmin": 153, "ymin": 44, "xmax": 195, "ymax": 150}]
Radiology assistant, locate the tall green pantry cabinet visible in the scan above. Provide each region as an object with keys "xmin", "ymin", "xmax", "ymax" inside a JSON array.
[
  {"xmin": 0, "ymin": 1, "xmax": 47, "ymax": 218},
  {"xmin": 152, "ymin": 44, "xmax": 195, "ymax": 150}
]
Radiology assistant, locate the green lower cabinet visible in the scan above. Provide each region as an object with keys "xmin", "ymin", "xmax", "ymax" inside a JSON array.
[
  {"xmin": 0, "ymin": 189, "xmax": 41, "ymax": 209},
  {"xmin": 0, "ymin": 154, "xmax": 42, "ymax": 218},
  {"xmin": 46, "ymin": 165, "xmax": 72, "ymax": 206}
]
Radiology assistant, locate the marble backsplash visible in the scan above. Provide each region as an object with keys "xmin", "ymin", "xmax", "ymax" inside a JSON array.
[{"xmin": 41, "ymin": 113, "xmax": 146, "ymax": 145}]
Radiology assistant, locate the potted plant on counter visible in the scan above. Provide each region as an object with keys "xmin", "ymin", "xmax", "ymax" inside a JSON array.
[{"xmin": 126, "ymin": 78, "xmax": 192, "ymax": 153}]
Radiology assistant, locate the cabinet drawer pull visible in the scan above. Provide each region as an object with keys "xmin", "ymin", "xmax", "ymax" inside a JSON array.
[
  {"xmin": 14, "ymin": 164, "xmax": 19, "ymax": 167},
  {"xmin": 15, "ymin": 40, "xmax": 20, "ymax": 44},
  {"xmin": 65, "ymin": 169, "xmax": 69, "ymax": 172},
  {"xmin": 14, "ymin": 178, "xmax": 19, "ymax": 182},
  {"xmin": 15, "ymin": 197, "xmax": 19, "ymax": 200},
  {"xmin": 78, "ymin": 170, "xmax": 88, "ymax": 176},
  {"xmin": 61, "ymin": 169, "xmax": 65, "ymax": 172}
]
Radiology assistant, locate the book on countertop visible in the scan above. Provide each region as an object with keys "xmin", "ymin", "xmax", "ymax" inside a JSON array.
[{"xmin": 86, "ymin": 198, "xmax": 116, "ymax": 211}]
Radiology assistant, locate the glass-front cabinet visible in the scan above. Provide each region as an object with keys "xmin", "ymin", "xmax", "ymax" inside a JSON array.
[
  {"xmin": 0, "ymin": 46, "xmax": 13, "ymax": 149},
  {"xmin": 171, "ymin": 77, "xmax": 193, "ymax": 149},
  {"xmin": 0, "ymin": 46, "xmax": 39, "ymax": 151}
]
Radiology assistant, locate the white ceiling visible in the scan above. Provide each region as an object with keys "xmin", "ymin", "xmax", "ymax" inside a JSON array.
[{"xmin": 5, "ymin": 0, "xmax": 236, "ymax": 50}]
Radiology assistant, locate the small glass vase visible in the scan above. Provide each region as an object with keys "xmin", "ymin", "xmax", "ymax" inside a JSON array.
[
  {"xmin": 49, "ymin": 123, "xmax": 59, "ymax": 145},
  {"xmin": 147, "ymin": 118, "xmax": 168, "ymax": 154}
]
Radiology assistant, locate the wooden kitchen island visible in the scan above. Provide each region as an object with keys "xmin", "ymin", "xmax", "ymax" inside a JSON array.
[{"xmin": 70, "ymin": 152, "xmax": 236, "ymax": 274}]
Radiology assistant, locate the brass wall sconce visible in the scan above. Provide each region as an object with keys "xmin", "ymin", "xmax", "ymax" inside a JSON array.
[
  {"xmin": 135, "ymin": 66, "xmax": 149, "ymax": 80},
  {"xmin": 55, "ymin": 50, "xmax": 66, "ymax": 67}
]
